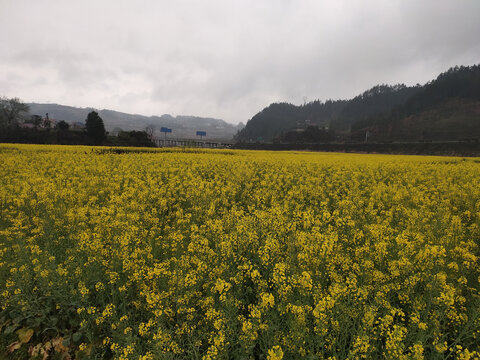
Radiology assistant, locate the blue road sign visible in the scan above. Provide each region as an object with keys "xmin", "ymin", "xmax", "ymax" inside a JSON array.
[{"xmin": 196, "ymin": 131, "xmax": 207, "ymax": 137}]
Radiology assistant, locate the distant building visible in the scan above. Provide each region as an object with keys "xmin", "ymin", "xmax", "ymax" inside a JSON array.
[
  {"xmin": 295, "ymin": 119, "xmax": 312, "ymax": 129},
  {"xmin": 20, "ymin": 114, "xmax": 57, "ymax": 129}
]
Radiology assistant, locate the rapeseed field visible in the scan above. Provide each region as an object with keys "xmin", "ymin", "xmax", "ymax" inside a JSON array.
[{"xmin": 0, "ymin": 143, "xmax": 479, "ymax": 359}]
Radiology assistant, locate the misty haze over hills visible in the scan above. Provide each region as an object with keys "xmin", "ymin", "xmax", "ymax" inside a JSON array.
[{"xmin": 27, "ymin": 103, "xmax": 244, "ymax": 140}]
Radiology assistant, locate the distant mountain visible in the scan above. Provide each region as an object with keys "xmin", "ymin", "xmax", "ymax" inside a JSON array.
[
  {"xmin": 27, "ymin": 103, "xmax": 243, "ymax": 140},
  {"xmin": 236, "ymin": 64, "xmax": 480, "ymax": 142}
]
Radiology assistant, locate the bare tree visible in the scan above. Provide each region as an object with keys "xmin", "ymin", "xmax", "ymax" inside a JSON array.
[
  {"xmin": 145, "ymin": 124, "xmax": 156, "ymax": 139},
  {"xmin": 0, "ymin": 97, "xmax": 29, "ymax": 128}
]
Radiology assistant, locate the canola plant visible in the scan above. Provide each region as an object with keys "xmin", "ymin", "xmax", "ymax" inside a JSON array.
[{"xmin": 0, "ymin": 144, "xmax": 479, "ymax": 359}]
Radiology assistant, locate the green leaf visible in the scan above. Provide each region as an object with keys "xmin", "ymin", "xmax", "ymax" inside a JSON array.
[
  {"xmin": 69, "ymin": 317, "xmax": 80, "ymax": 327},
  {"xmin": 50, "ymin": 316, "xmax": 58, "ymax": 326},
  {"xmin": 32, "ymin": 317, "xmax": 42, "ymax": 327},
  {"xmin": 75, "ymin": 350, "xmax": 86, "ymax": 360},
  {"xmin": 9, "ymin": 310, "xmax": 19, "ymax": 319},
  {"xmin": 62, "ymin": 336, "xmax": 71, "ymax": 347},
  {"xmin": 0, "ymin": 318, "xmax": 10, "ymax": 332},
  {"xmin": 72, "ymin": 331, "xmax": 82, "ymax": 343},
  {"xmin": 4, "ymin": 324, "xmax": 18, "ymax": 334}
]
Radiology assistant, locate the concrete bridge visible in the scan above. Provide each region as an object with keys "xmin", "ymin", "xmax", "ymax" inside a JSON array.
[{"xmin": 153, "ymin": 137, "xmax": 234, "ymax": 149}]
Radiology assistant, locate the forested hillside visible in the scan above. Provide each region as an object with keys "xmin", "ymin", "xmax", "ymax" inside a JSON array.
[
  {"xmin": 352, "ymin": 65, "xmax": 480, "ymax": 141},
  {"xmin": 236, "ymin": 65, "xmax": 480, "ymax": 142},
  {"xmin": 234, "ymin": 101, "xmax": 346, "ymax": 142}
]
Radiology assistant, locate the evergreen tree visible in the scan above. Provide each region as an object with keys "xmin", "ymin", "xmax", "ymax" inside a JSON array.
[
  {"xmin": 56, "ymin": 120, "xmax": 70, "ymax": 131},
  {"xmin": 85, "ymin": 111, "xmax": 106, "ymax": 144}
]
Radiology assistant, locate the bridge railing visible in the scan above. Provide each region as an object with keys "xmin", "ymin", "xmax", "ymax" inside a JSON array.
[{"xmin": 152, "ymin": 138, "xmax": 233, "ymax": 149}]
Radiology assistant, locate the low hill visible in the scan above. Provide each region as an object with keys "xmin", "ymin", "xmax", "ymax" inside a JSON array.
[
  {"xmin": 27, "ymin": 103, "xmax": 243, "ymax": 140},
  {"xmin": 234, "ymin": 103, "xmax": 306, "ymax": 142},
  {"xmin": 235, "ymin": 100, "xmax": 347, "ymax": 142},
  {"xmin": 235, "ymin": 84, "xmax": 421, "ymax": 142},
  {"xmin": 236, "ymin": 64, "xmax": 479, "ymax": 143}
]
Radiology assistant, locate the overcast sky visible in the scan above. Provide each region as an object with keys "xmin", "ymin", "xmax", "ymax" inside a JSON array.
[{"xmin": 1, "ymin": 0, "xmax": 479, "ymax": 124}]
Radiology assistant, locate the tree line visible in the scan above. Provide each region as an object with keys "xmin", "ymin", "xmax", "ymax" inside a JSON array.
[{"xmin": 0, "ymin": 98, "xmax": 155, "ymax": 147}]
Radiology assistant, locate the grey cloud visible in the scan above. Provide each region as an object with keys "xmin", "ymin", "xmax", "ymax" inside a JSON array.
[{"xmin": 0, "ymin": 0, "xmax": 479, "ymax": 123}]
